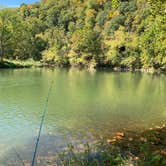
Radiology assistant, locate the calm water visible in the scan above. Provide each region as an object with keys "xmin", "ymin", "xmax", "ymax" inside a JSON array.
[{"xmin": 0, "ymin": 68, "xmax": 166, "ymax": 163}]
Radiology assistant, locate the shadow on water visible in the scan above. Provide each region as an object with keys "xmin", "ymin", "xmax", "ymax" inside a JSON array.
[
  {"xmin": 1, "ymin": 132, "xmax": 96, "ymax": 166},
  {"xmin": 1, "ymin": 134, "xmax": 67, "ymax": 166},
  {"xmin": 3, "ymin": 126, "xmax": 166, "ymax": 166}
]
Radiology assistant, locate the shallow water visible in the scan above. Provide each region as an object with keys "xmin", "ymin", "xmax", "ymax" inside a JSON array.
[{"xmin": 0, "ymin": 68, "xmax": 166, "ymax": 164}]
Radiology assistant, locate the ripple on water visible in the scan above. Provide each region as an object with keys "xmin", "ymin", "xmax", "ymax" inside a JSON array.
[{"xmin": 0, "ymin": 69, "xmax": 166, "ymax": 163}]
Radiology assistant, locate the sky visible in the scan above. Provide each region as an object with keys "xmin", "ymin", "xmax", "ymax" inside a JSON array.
[{"xmin": 0, "ymin": 0, "xmax": 39, "ymax": 7}]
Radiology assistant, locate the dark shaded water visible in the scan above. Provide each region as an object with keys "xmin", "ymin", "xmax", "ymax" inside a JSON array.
[{"xmin": 0, "ymin": 68, "xmax": 166, "ymax": 164}]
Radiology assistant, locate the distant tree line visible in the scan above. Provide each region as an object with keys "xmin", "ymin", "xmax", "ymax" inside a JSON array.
[{"xmin": 0, "ymin": 0, "xmax": 165, "ymax": 70}]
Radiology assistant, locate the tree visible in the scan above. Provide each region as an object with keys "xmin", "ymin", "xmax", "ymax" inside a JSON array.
[
  {"xmin": 41, "ymin": 28, "xmax": 69, "ymax": 66},
  {"xmin": 69, "ymin": 28, "xmax": 102, "ymax": 67},
  {"xmin": 0, "ymin": 9, "xmax": 14, "ymax": 61},
  {"xmin": 105, "ymin": 26, "xmax": 140, "ymax": 68},
  {"xmin": 140, "ymin": 0, "xmax": 166, "ymax": 69}
]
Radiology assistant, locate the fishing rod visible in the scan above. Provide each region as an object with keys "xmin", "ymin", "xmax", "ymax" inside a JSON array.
[{"xmin": 31, "ymin": 80, "xmax": 54, "ymax": 166}]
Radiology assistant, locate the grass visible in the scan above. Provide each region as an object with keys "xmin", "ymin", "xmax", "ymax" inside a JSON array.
[
  {"xmin": 25, "ymin": 125, "xmax": 166, "ymax": 166},
  {"xmin": 0, "ymin": 59, "xmax": 42, "ymax": 68}
]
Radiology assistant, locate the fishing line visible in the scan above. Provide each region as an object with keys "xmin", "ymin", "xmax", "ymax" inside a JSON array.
[{"xmin": 31, "ymin": 80, "xmax": 54, "ymax": 166}]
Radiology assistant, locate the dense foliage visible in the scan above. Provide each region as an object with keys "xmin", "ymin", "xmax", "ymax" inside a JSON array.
[{"xmin": 0, "ymin": 0, "xmax": 165, "ymax": 70}]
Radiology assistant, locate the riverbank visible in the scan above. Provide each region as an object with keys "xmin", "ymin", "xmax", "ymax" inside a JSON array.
[
  {"xmin": 19, "ymin": 125, "xmax": 166, "ymax": 166},
  {"xmin": 0, "ymin": 59, "xmax": 165, "ymax": 74},
  {"xmin": 37, "ymin": 126, "xmax": 166, "ymax": 165},
  {"xmin": 0, "ymin": 59, "xmax": 42, "ymax": 69}
]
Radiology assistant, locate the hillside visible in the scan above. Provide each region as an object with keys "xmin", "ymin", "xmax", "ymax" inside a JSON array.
[{"xmin": 0, "ymin": 0, "xmax": 165, "ymax": 70}]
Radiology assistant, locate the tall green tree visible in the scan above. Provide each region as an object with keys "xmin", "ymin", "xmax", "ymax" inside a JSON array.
[{"xmin": 0, "ymin": 9, "xmax": 13, "ymax": 61}]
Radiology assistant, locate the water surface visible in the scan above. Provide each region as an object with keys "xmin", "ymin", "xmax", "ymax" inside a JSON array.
[{"xmin": 0, "ymin": 68, "xmax": 166, "ymax": 163}]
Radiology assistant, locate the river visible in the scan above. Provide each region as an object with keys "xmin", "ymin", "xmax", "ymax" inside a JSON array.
[{"xmin": 0, "ymin": 68, "xmax": 166, "ymax": 164}]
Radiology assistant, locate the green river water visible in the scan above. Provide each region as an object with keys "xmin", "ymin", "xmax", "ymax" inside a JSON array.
[{"xmin": 0, "ymin": 68, "xmax": 166, "ymax": 164}]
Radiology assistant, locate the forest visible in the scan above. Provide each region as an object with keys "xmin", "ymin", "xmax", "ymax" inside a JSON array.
[
  {"xmin": 0, "ymin": 1, "xmax": 166, "ymax": 165},
  {"xmin": 0, "ymin": 0, "xmax": 165, "ymax": 70}
]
